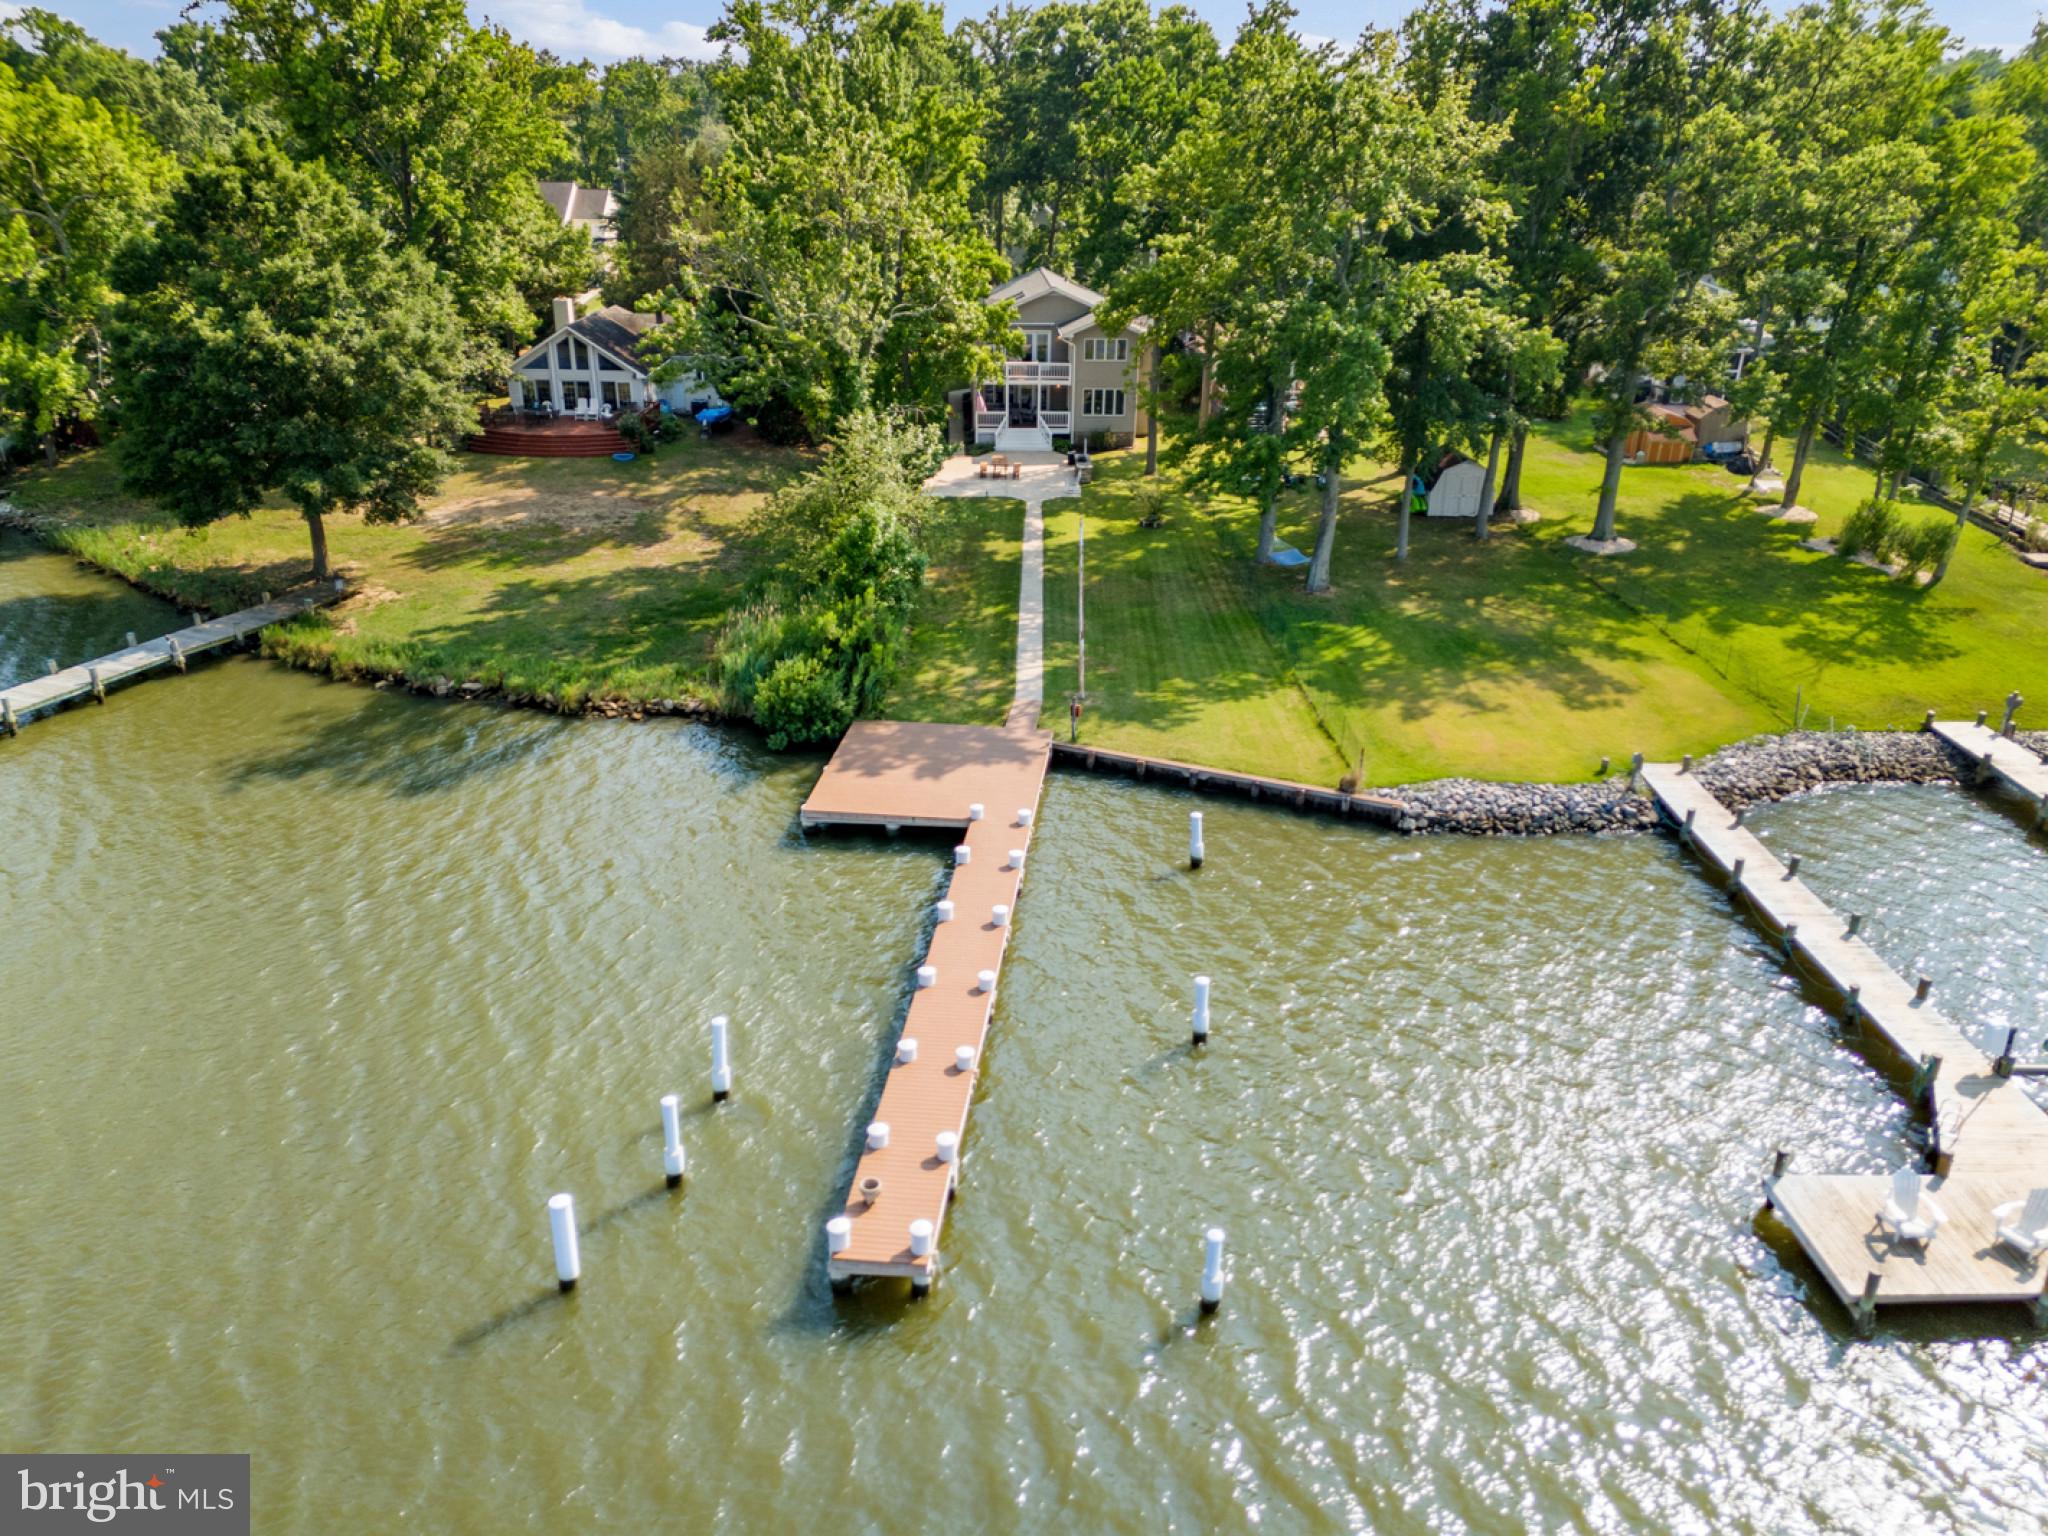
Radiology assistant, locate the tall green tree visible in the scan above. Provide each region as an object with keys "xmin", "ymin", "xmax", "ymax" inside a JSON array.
[
  {"xmin": 1753, "ymin": 0, "xmax": 1952, "ymax": 512},
  {"xmin": 0, "ymin": 9, "xmax": 237, "ymax": 161},
  {"xmin": 677, "ymin": 0, "xmax": 1012, "ymax": 440},
  {"xmin": 563, "ymin": 57, "xmax": 715, "ymax": 187},
  {"xmin": 1102, "ymin": 2, "xmax": 1311, "ymax": 563},
  {"xmin": 111, "ymin": 139, "xmax": 473, "ymax": 581},
  {"xmin": 219, "ymin": 0, "xmax": 588, "ymax": 355},
  {"xmin": 0, "ymin": 64, "xmax": 172, "ymax": 465}
]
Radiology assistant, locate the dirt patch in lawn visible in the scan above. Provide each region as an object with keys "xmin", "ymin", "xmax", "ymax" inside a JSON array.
[{"xmin": 421, "ymin": 482, "xmax": 662, "ymax": 533}]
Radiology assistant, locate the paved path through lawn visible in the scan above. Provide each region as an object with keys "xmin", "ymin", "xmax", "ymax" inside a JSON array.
[
  {"xmin": 1006, "ymin": 495, "xmax": 1045, "ymax": 729},
  {"xmin": 921, "ymin": 452, "xmax": 1069, "ymax": 732}
]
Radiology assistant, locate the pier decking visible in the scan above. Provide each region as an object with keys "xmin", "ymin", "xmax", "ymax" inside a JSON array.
[
  {"xmin": 1641, "ymin": 763, "xmax": 2048, "ymax": 1318},
  {"xmin": 1, "ymin": 586, "xmax": 342, "ymax": 734},
  {"xmin": 1928, "ymin": 719, "xmax": 2048, "ymax": 822},
  {"xmin": 802, "ymin": 721, "xmax": 1052, "ymax": 1289}
]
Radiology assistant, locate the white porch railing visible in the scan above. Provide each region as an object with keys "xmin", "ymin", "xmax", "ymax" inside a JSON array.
[
  {"xmin": 1040, "ymin": 411, "xmax": 1071, "ymax": 432},
  {"xmin": 1003, "ymin": 361, "xmax": 1071, "ymax": 384}
]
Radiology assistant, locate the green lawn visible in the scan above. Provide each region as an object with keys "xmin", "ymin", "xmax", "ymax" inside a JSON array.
[
  {"xmin": 6, "ymin": 434, "xmax": 804, "ymax": 709},
  {"xmin": 883, "ymin": 494, "xmax": 1026, "ymax": 724},
  {"xmin": 1043, "ymin": 414, "xmax": 2048, "ymax": 786}
]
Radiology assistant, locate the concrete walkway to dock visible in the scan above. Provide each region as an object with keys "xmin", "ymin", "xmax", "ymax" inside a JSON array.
[
  {"xmin": 2, "ymin": 584, "xmax": 343, "ymax": 736},
  {"xmin": 1928, "ymin": 718, "xmax": 2048, "ymax": 824},
  {"xmin": 801, "ymin": 720, "xmax": 1053, "ymax": 1293},
  {"xmin": 1641, "ymin": 761, "xmax": 2048, "ymax": 1319}
]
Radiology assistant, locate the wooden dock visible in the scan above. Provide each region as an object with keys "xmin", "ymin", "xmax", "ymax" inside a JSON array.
[
  {"xmin": 1641, "ymin": 762, "xmax": 2048, "ymax": 1319},
  {"xmin": 0, "ymin": 584, "xmax": 343, "ymax": 735},
  {"xmin": 1928, "ymin": 718, "xmax": 2048, "ymax": 826},
  {"xmin": 802, "ymin": 720, "xmax": 1053, "ymax": 1291}
]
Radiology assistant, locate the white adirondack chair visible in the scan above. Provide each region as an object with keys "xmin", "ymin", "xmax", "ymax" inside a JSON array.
[
  {"xmin": 1991, "ymin": 1189, "xmax": 2048, "ymax": 1261},
  {"xmin": 1877, "ymin": 1167, "xmax": 1946, "ymax": 1246}
]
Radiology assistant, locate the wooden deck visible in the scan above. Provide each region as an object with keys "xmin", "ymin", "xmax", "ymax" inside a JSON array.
[
  {"xmin": 802, "ymin": 721, "xmax": 1053, "ymax": 1288},
  {"xmin": 1, "ymin": 585, "xmax": 344, "ymax": 734},
  {"xmin": 1928, "ymin": 719, "xmax": 2048, "ymax": 824},
  {"xmin": 1641, "ymin": 762, "xmax": 2048, "ymax": 1318}
]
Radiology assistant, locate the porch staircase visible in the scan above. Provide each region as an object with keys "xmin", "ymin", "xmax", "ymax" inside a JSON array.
[{"xmin": 993, "ymin": 423, "xmax": 1054, "ymax": 455}]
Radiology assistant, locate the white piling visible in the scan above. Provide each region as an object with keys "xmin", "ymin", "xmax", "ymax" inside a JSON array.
[
  {"xmin": 935, "ymin": 899, "xmax": 955, "ymax": 923},
  {"xmin": 936, "ymin": 1131, "xmax": 958, "ymax": 1164},
  {"xmin": 168, "ymin": 636, "xmax": 185, "ymax": 672},
  {"xmin": 896, "ymin": 1037, "xmax": 918, "ymax": 1065},
  {"xmin": 826, "ymin": 1215, "xmax": 852, "ymax": 1256},
  {"xmin": 44, "ymin": 658, "xmax": 57, "ymax": 675},
  {"xmin": 1016, "ymin": 807, "xmax": 1034, "ymax": 827},
  {"xmin": 954, "ymin": 844, "xmax": 972, "ymax": 866},
  {"xmin": 124, "ymin": 630, "xmax": 137, "ymax": 648},
  {"xmin": 2, "ymin": 698, "xmax": 16, "ymax": 737},
  {"xmin": 548, "ymin": 1193, "xmax": 581, "ymax": 1291},
  {"xmin": 1007, "ymin": 848, "xmax": 1025, "ymax": 870},
  {"xmin": 1199, "ymin": 1227, "xmax": 1226, "ymax": 1313},
  {"xmin": 866, "ymin": 1121, "xmax": 890, "ymax": 1151},
  {"xmin": 710, "ymin": 1014, "xmax": 733, "ymax": 1101},
  {"xmin": 977, "ymin": 969, "xmax": 996, "ymax": 994},
  {"xmin": 1192, "ymin": 975, "xmax": 1211, "ymax": 1045},
  {"xmin": 660, "ymin": 1093, "xmax": 685, "ymax": 1187},
  {"xmin": 955, "ymin": 1044, "xmax": 976, "ymax": 1073},
  {"xmin": 89, "ymin": 665, "xmax": 104, "ymax": 701},
  {"xmin": 917, "ymin": 964, "xmax": 938, "ymax": 989},
  {"xmin": 991, "ymin": 903, "xmax": 1009, "ymax": 927},
  {"xmin": 909, "ymin": 1219, "xmax": 934, "ymax": 1258},
  {"xmin": 968, "ymin": 802, "xmax": 985, "ymax": 822},
  {"xmin": 1189, "ymin": 810, "xmax": 1205, "ymax": 869}
]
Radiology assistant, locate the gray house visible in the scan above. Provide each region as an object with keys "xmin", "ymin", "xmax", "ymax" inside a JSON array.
[{"xmin": 968, "ymin": 268, "xmax": 1151, "ymax": 452}]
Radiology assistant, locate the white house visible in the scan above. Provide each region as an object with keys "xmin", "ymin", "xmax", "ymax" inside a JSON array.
[
  {"xmin": 1421, "ymin": 452, "xmax": 1488, "ymax": 518},
  {"xmin": 507, "ymin": 297, "xmax": 723, "ymax": 417},
  {"xmin": 964, "ymin": 268, "xmax": 1152, "ymax": 452}
]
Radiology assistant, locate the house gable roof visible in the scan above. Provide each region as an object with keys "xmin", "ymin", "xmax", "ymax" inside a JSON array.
[
  {"xmin": 1056, "ymin": 312, "xmax": 1152, "ymax": 342},
  {"xmin": 986, "ymin": 267, "xmax": 1107, "ymax": 311},
  {"xmin": 513, "ymin": 304, "xmax": 657, "ymax": 376}
]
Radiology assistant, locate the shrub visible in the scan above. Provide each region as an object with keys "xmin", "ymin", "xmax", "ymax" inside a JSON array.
[
  {"xmin": 1896, "ymin": 515, "xmax": 1958, "ymax": 578},
  {"xmin": 752, "ymin": 652, "xmax": 855, "ymax": 748},
  {"xmin": 1837, "ymin": 498, "xmax": 1906, "ymax": 563}
]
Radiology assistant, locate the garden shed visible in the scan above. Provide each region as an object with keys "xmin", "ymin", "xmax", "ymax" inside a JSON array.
[{"xmin": 1421, "ymin": 452, "xmax": 1488, "ymax": 518}]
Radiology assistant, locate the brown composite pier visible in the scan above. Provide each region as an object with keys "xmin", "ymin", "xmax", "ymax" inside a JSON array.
[
  {"xmin": 1641, "ymin": 761, "xmax": 2048, "ymax": 1321},
  {"xmin": 802, "ymin": 720, "xmax": 1052, "ymax": 1289}
]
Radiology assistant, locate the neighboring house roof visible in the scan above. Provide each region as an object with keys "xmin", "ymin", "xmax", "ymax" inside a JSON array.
[
  {"xmin": 987, "ymin": 266, "xmax": 1106, "ymax": 310},
  {"xmin": 537, "ymin": 180, "xmax": 620, "ymax": 225}
]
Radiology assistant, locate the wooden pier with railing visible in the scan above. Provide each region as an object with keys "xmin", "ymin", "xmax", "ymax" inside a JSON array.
[
  {"xmin": 801, "ymin": 720, "xmax": 1053, "ymax": 1293},
  {"xmin": 1640, "ymin": 760, "xmax": 2048, "ymax": 1323},
  {"xmin": 1, "ymin": 583, "xmax": 344, "ymax": 736}
]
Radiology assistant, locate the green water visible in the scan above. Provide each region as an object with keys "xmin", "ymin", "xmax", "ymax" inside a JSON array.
[{"xmin": 4, "ymin": 533, "xmax": 2046, "ymax": 1532}]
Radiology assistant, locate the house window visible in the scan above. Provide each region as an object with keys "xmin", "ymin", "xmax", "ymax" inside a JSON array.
[
  {"xmin": 1082, "ymin": 388, "xmax": 1126, "ymax": 418},
  {"xmin": 561, "ymin": 380, "xmax": 591, "ymax": 408},
  {"xmin": 556, "ymin": 338, "xmax": 573, "ymax": 367},
  {"xmin": 599, "ymin": 354, "xmax": 630, "ymax": 373},
  {"xmin": 1084, "ymin": 337, "xmax": 1129, "ymax": 363},
  {"xmin": 601, "ymin": 381, "xmax": 634, "ymax": 408},
  {"xmin": 1019, "ymin": 330, "xmax": 1052, "ymax": 363}
]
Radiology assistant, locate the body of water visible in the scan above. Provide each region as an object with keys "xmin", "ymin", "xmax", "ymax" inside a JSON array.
[{"xmin": 3, "ymin": 534, "xmax": 2045, "ymax": 1532}]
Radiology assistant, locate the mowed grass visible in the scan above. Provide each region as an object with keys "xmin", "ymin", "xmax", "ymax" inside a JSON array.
[
  {"xmin": 1043, "ymin": 412, "xmax": 2048, "ymax": 785},
  {"xmin": 8, "ymin": 434, "xmax": 805, "ymax": 709},
  {"xmin": 884, "ymin": 494, "xmax": 1026, "ymax": 724}
]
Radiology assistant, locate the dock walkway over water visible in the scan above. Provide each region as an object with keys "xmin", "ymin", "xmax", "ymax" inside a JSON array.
[
  {"xmin": 802, "ymin": 720, "xmax": 1052, "ymax": 1291},
  {"xmin": 1, "ymin": 584, "xmax": 343, "ymax": 735},
  {"xmin": 1928, "ymin": 718, "xmax": 2048, "ymax": 826},
  {"xmin": 1641, "ymin": 762, "xmax": 2048, "ymax": 1319}
]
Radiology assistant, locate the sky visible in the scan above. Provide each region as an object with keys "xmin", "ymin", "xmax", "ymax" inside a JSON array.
[{"xmin": 23, "ymin": 0, "xmax": 2047, "ymax": 66}]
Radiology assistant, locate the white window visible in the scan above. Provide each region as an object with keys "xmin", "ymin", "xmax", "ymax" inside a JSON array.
[
  {"xmin": 1084, "ymin": 337, "xmax": 1129, "ymax": 363},
  {"xmin": 1082, "ymin": 388, "xmax": 1126, "ymax": 418},
  {"xmin": 1020, "ymin": 330, "xmax": 1053, "ymax": 362},
  {"xmin": 601, "ymin": 380, "xmax": 635, "ymax": 408}
]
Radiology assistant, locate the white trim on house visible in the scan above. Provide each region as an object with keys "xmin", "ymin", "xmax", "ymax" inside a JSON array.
[
  {"xmin": 1082, "ymin": 337, "xmax": 1129, "ymax": 363},
  {"xmin": 1080, "ymin": 387, "xmax": 1127, "ymax": 418}
]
